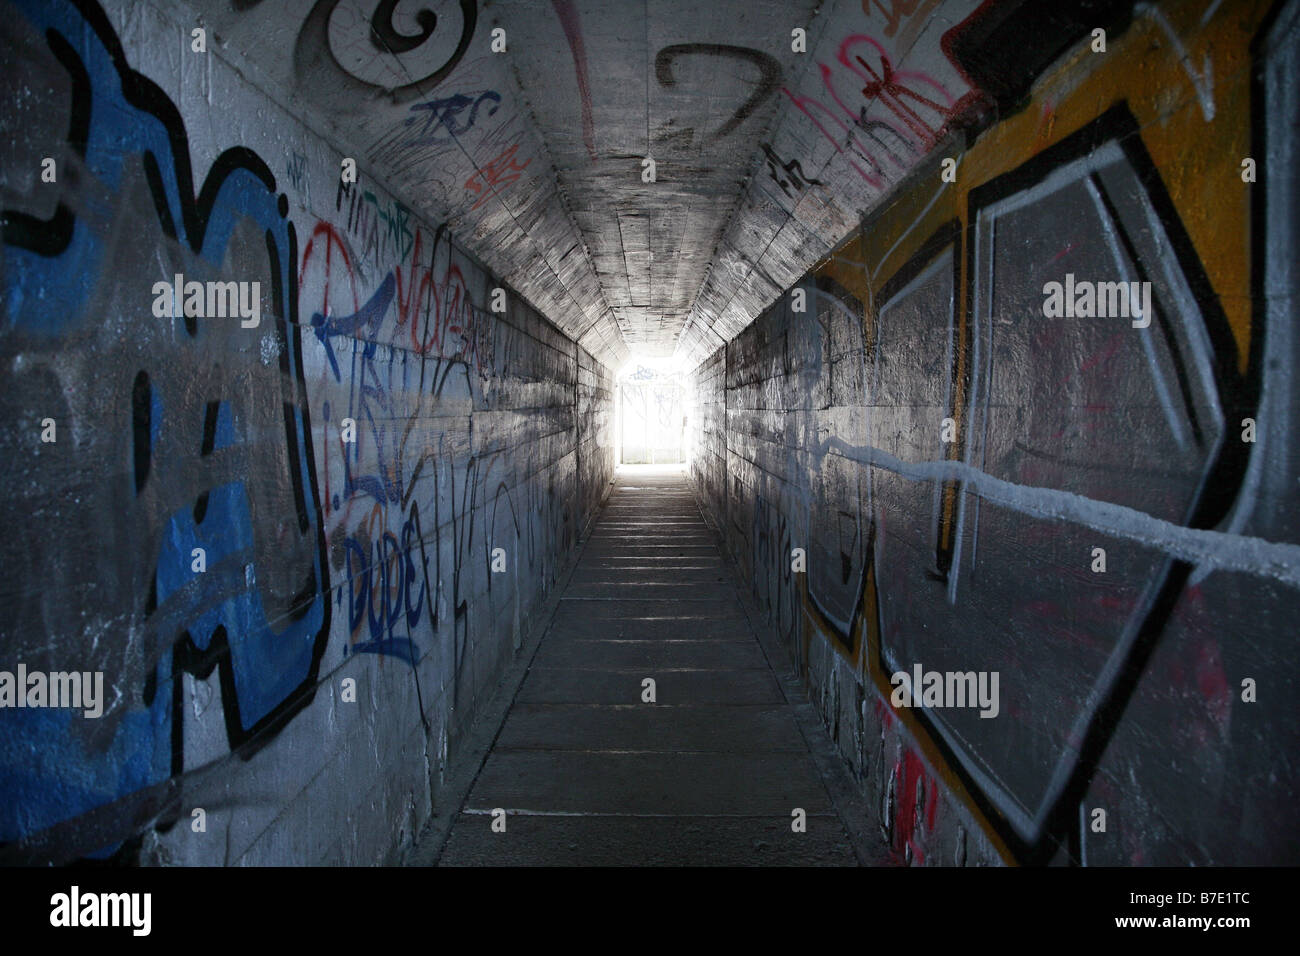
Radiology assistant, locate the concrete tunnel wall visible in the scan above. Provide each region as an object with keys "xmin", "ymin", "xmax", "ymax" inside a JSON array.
[
  {"xmin": 0, "ymin": 0, "xmax": 615, "ymax": 864},
  {"xmin": 2, "ymin": 0, "xmax": 1298, "ymax": 869},
  {"xmin": 688, "ymin": 0, "xmax": 1300, "ymax": 865}
]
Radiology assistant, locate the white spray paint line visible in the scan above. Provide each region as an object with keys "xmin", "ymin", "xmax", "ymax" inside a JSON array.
[
  {"xmin": 1086, "ymin": 174, "xmax": 1193, "ymax": 453},
  {"xmin": 1201, "ymin": 0, "xmax": 1226, "ymax": 26},
  {"xmin": 1138, "ymin": 2, "xmax": 1215, "ymax": 122},
  {"xmin": 870, "ymin": 175, "xmax": 952, "ymax": 284},
  {"xmin": 822, "ymin": 435, "xmax": 1300, "ymax": 589},
  {"xmin": 1188, "ymin": 15, "xmax": 1300, "ymax": 582},
  {"xmin": 1127, "ymin": 160, "xmax": 1229, "ymax": 446},
  {"xmin": 876, "ymin": 250, "xmax": 956, "ymax": 575},
  {"xmin": 956, "ymin": 208, "xmax": 994, "ymax": 604}
]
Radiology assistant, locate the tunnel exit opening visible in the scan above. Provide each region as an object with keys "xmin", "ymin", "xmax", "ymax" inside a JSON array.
[{"xmin": 615, "ymin": 361, "xmax": 691, "ymax": 467}]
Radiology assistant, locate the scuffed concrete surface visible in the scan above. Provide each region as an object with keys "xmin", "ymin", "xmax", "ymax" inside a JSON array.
[
  {"xmin": 0, "ymin": 0, "xmax": 615, "ymax": 865},
  {"xmin": 3, "ymin": 0, "xmax": 1298, "ymax": 867},
  {"xmin": 688, "ymin": 0, "xmax": 1300, "ymax": 865},
  {"xmin": 432, "ymin": 470, "xmax": 865, "ymax": 866}
]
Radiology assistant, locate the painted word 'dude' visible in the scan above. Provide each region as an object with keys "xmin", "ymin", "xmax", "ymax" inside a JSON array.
[
  {"xmin": 1042, "ymin": 273, "xmax": 1152, "ymax": 328},
  {"xmin": 151, "ymin": 273, "xmax": 261, "ymax": 327}
]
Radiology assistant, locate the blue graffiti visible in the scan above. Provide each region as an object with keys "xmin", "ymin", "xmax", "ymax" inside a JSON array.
[
  {"xmin": 0, "ymin": 0, "xmax": 330, "ymax": 857},
  {"xmin": 312, "ymin": 277, "xmax": 431, "ymax": 667},
  {"xmin": 405, "ymin": 90, "xmax": 501, "ymax": 142}
]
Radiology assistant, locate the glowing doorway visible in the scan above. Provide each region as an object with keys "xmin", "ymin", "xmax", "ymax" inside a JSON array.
[{"xmin": 617, "ymin": 365, "xmax": 689, "ymax": 465}]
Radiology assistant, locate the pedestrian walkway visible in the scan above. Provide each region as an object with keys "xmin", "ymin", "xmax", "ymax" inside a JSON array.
[{"xmin": 434, "ymin": 467, "xmax": 860, "ymax": 865}]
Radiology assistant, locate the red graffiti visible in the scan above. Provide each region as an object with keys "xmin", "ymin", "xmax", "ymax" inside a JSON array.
[
  {"xmin": 299, "ymin": 221, "xmax": 364, "ymax": 520},
  {"xmin": 782, "ymin": 85, "xmax": 887, "ymax": 189},
  {"xmin": 299, "ymin": 221, "xmax": 362, "ymax": 320},
  {"xmin": 395, "ymin": 227, "xmax": 441, "ymax": 355},
  {"xmin": 783, "ymin": 31, "xmax": 981, "ymax": 190},
  {"xmin": 841, "ymin": 34, "xmax": 958, "ymax": 150},
  {"xmin": 464, "ymin": 143, "xmax": 533, "ymax": 211},
  {"xmin": 893, "ymin": 748, "xmax": 937, "ymax": 865}
]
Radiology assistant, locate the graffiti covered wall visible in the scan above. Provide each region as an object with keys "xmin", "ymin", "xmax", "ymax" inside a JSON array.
[
  {"xmin": 690, "ymin": 0, "xmax": 1300, "ymax": 865},
  {"xmin": 0, "ymin": 0, "xmax": 613, "ymax": 864},
  {"xmin": 578, "ymin": 347, "xmax": 616, "ymax": 527}
]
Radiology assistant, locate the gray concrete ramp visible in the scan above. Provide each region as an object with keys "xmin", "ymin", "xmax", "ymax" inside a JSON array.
[{"xmin": 433, "ymin": 469, "xmax": 860, "ymax": 866}]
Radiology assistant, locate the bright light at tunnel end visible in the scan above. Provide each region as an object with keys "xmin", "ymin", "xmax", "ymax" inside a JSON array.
[
  {"xmin": 613, "ymin": 353, "xmax": 690, "ymax": 380},
  {"xmin": 615, "ymin": 353, "xmax": 695, "ymax": 469}
]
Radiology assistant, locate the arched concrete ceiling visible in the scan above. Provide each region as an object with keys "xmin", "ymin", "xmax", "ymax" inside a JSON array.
[{"xmin": 189, "ymin": 0, "xmax": 1000, "ymax": 367}]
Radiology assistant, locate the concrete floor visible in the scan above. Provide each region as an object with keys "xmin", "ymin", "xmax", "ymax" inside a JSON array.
[{"xmin": 431, "ymin": 468, "xmax": 860, "ymax": 865}]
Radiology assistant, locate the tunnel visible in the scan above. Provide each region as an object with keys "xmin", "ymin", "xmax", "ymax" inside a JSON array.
[{"xmin": 1, "ymin": 0, "xmax": 1297, "ymax": 877}]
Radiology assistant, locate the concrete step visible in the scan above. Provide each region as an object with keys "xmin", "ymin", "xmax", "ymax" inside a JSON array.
[
  {"xmin": 464, "ymin": 751, "xmax": 837, "ymax": 815},
  {"xmin": 438, "ymin": 814, "xmax": 856, "ymax": 866},
  {"xmin": 431, "ymin": 469, "xmax": 858, "ymax": 866},
  {"xmin": 493, "ymin": 703, "xmax": 808, "ymax": 753}
]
